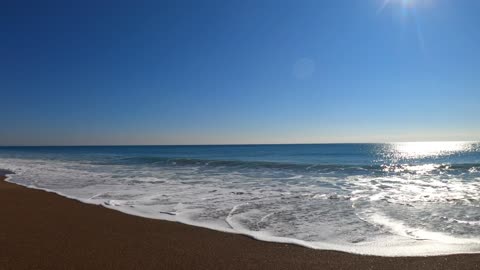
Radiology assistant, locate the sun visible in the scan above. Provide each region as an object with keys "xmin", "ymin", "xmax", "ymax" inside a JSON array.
[{"xmin": 377, "ymin": 0, "xmax": 432, "ymax": 50}]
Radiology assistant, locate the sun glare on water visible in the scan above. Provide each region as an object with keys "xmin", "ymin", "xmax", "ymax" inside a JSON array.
[{"xmin": 389, "ymin": 141, "xmax": 472, "ymax": 159}]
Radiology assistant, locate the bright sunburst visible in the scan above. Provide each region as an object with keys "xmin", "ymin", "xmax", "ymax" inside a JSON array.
[{"xmin": 377, "ymin": 0, "xmax": 433, "ymax": 51}]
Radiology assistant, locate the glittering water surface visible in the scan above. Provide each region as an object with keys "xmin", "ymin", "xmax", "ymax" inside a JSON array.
[{"xmin": 1, "ymin": 142, "xmax": 480, "ymax": 256}]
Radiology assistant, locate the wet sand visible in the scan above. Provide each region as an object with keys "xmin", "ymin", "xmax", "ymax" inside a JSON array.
[{"xmin": 1, "ymin": 175, "xmax": 480, "ymax": 270}]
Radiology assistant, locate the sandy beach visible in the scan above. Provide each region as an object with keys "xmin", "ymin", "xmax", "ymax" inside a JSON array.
[{"xmin": 0, "ymin": 174, "xmax": 479, "ymax": 270}]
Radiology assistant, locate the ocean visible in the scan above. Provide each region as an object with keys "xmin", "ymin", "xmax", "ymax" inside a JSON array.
[{"xmin": 1, "ymin": 142, "xmax": 479, "ymax": 256}]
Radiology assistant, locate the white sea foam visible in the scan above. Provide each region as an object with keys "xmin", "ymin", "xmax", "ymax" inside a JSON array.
[{"xmin": 1, "ymin": 156, "xmax": 480, "ymax": 256}]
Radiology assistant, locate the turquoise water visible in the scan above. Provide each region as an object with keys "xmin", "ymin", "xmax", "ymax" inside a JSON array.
[{"xmin": 1, "ymin": 142, "xmax": 480, "ymax": 255}]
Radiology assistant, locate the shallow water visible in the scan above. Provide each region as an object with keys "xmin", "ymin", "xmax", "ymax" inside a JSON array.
[{"xmin": 1, "ymin": 142, "xmax": 480, "ymax": 256}]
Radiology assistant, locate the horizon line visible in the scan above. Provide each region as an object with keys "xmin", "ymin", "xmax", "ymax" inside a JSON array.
[{"xmin": 0, "ymin": 140, "xmax": 477, "ymax": 147}]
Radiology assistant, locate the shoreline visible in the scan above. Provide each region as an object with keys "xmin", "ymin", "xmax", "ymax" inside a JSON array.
[{"xmin": 1, "ymin": 175, "xmax": 480, "ymax": 269}]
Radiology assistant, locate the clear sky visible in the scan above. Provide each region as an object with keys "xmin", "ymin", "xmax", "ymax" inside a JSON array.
[{"xmin": 1, "ymin": 0, "xmax": 479, "ymax": 145}]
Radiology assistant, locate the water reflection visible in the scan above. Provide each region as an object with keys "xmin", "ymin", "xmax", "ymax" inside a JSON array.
[{"xmin": 382, "ymin": 141, "xmax": 476, "ymax": 160}]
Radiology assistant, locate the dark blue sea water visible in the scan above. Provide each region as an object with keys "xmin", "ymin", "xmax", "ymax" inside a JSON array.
[{"xmin": 1, "ymin": 142, "xmax": 480, "ymax": 255}]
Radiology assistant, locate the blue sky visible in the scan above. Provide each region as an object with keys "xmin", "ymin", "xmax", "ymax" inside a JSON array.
[{"xmin": 1, "ymin": 0, "xmax": 479, "ymax": 145}]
